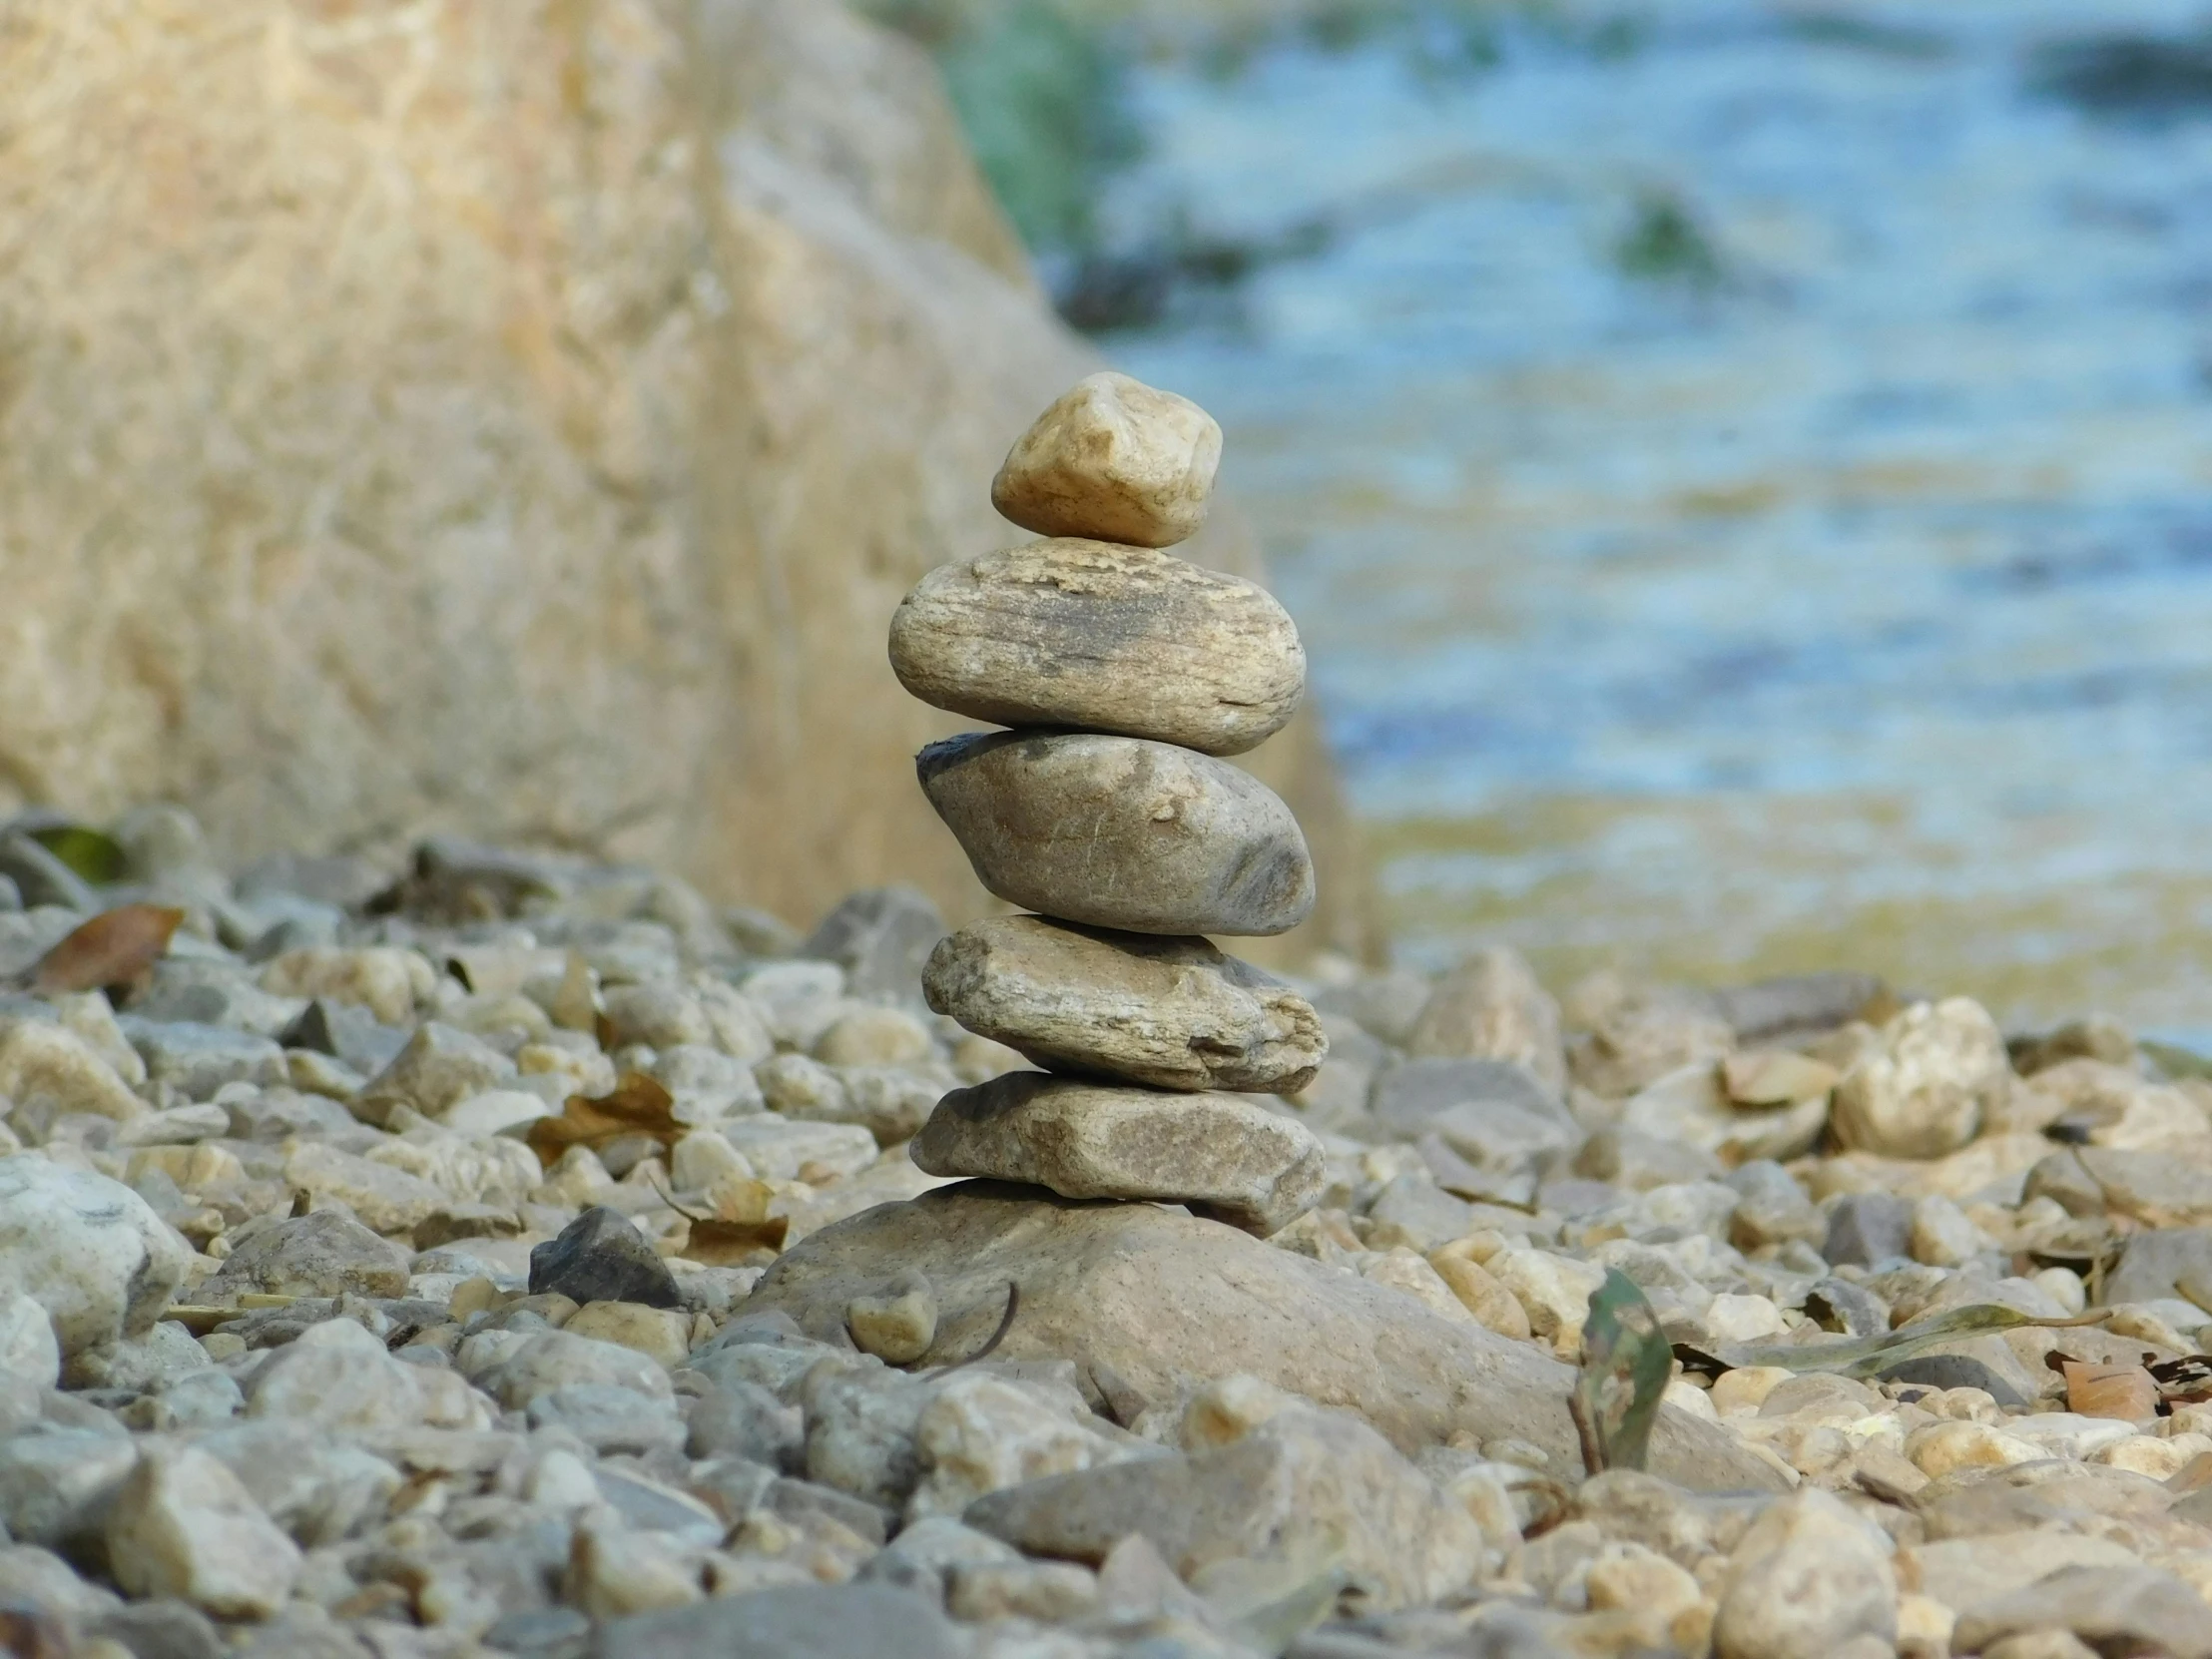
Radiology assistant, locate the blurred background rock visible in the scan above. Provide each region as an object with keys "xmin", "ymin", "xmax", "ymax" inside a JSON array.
[{"xmin": 0, "ymin": 0, "xmax": 1373, "ymax": 968}]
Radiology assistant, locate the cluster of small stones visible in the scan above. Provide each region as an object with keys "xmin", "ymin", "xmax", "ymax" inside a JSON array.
[
  {"xmin": 0, "ymin": 533, "xmax": 2210, "ymax": 1654},
  {"xmin": 890, "ymin": 371, "xmax": 1331, "ymax": 1238}
]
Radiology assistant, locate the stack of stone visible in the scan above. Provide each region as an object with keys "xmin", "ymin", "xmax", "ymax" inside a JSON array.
[{"xmin": 885, "ymin": 372, "xmax": 1331, "ymax": 1235}]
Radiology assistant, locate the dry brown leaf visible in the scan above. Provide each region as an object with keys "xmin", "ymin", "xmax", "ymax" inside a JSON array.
[
  {"xmin": 525, "ymin": 1071, "xmax": 682, "ymax": 1168},
  {"xmin": 681, "ymin": 1216, "xmax": 789, "ymax": 1265},
  {"xmin": 33, "ymin": 903, "xmax": 185, "ymax": 995},
  {"xmin": 2063, "ymin": 1359, "xmax": 2159, "ymax": 1421}
]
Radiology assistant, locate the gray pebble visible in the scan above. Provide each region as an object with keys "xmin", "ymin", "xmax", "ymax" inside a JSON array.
[{"xmin": 918, "ymin": 731, "xmax": 1315, "ymax": 937}]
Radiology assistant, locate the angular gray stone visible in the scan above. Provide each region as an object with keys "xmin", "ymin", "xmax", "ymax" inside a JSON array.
[
  {"xmin": 1823, "ymin": 1192, "xmax": 1915, "ymax": 1268},
  {"xmin": 686, "ymin": 1379, "xmax": 804, "ymax": 1471},
  {"xmin": 2026, "ymin": 1146, "xmax": 2212, "ymax": 1228},
  {"xmin": 526, "ymin": 1384, "xmax": 686, "ymax": 1458},
  {"xmin": 966, "ymin": 1395, "xmax": 1481, "ymax": 1611},
  {"xmin": 1405, "ymin": 948, "xmax": 1566, "ymax": 1092},
  {"xmin": 278, "ymin": 998, "xmax": 409, "ymax": 1078},
  {"xmin": 197, "ymin": 1211, "xmax": 409, "ymax": 1303},
  {"xmin": 127, "ymin": 962, "xmax": 305, "ymax": 1040},
  {"xmin": 104, "ymin": 1445, "xmax": 301, "ymax": 1620},
  {"xmin": 221, "ymin": 1086, "xmax": 357, "ymax": 1144},
  {"xmin": 1951, "ymin": 1564, "xmax": 2212, "ymax": 1659},
  {"xmin": 745, "ymin": 1183, "xmax": 1786, "ymax": 1491},
  {"xmin": 909, "ymin": 1074, "xmax": 1325, "ymax": 1234},
  {"xmin": 989, "ymin": 371, "xmax": 1222, "ymax": 550},
  {"xmin": 591, "ymin": 1583, "xmax": 959, "ymax": 1659},
  {"xmin": 888, "ymin": 540, "xmax": 1302, "ymax": 757},
  {"xmin": 2106, "ymin": 1227, "xmax": 2212, "ymax": 1306},
  {"xmin": 528, "ymin": 1207, "xmax": 680, "ymax": 1310},
  {"xmin": 0, "ymin": 1428, "xmax": 138, "ymax": 1553},
  {"xmin": 118, "ymin": 1020, "xmax": 286, "ymax": 1101},
  {"xmin": 1370, "ymin": 1058, "xmax": 1578, "ymax": 1171},
  {"xmin": 0, "ymin": 1159, "xmax": 192, "ymax": 1361},
  {"xmin": 922, "ymin": 915, "xmax": 1325, "ymax": 1093},
  {"xmin": 1711, "ymin": 971, "xmax": 1885, "ymax": 1045},
  {"xmin": 1577, "ymin": 1128, "xmax": 1727, "ymax": 1194},
  {"xmin": 1725, "ymin": 1160, "xmax": 1825, "ymax": 1250},
  {"xmin": 916, "ymin": 731, "xmax": 1314, "ymax": 937},
  {"xmin": 801, "ymin": 886, "xmax": 945, "ymax": 1001},
  {"xmin": 351, "ymin": 1021, "xmax": 516, "ymax": 1129},
  {"xmin": 1712, "ymin": 1488, "xmax": 1896, "ymax": 1659}
]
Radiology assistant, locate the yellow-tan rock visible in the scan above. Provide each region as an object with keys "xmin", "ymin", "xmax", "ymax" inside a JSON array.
[
  {"xmin": 888, "ymin": 540, "xmax": 1303, "ymax": 756},
  {"xmin": 990, "ymin": 372, "xmax": 1223, "ymax": 548},
  {"xmin": 0, "ymin": 0, "xmax": 1369, "ymax": 965}
]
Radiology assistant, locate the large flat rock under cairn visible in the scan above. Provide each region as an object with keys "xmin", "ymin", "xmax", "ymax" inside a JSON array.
[
  {"xmin": 917, "ymin": 731, "xmax": 1316, "ymax": 937},
  {"xmin": 923, "ymin": 915, "xmax": 1327, "ymax": 1093},
  {"xmin": 888, "ymin": 539, "xmax": 1303, "ymax": 757},
  {"xmin": 909, "ymin": 1074, "xmax": 1326, "ymax": 1234},
  {"xmin": 745, "ymin": 1182, "xmax": 1786, "ymax": 1493}
]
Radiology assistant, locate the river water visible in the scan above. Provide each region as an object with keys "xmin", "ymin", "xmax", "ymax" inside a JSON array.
[{"xmin": 1107, "ymin": 0, "xmax": 2212, "ymax": 1031}]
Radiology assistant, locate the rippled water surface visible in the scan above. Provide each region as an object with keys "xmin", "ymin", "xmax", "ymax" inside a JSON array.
[{"xmin": 1108, "ymin": 0, "xmax": 2212, "ymax": 1028}]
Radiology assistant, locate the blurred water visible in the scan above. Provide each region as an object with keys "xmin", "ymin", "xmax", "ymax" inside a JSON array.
[{"xmin": 1108, "ymin": 0, "xmax": 2212, "ymax": 1029}]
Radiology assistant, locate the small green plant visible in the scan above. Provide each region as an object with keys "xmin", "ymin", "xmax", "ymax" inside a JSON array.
[
  {"xmin": 1571, "ymin": 1269, "xmax": 1672, "ymax": 1474},
  {"xmin": 26, "ymin": 824, "xmax": 129, "ymax": 884},
  {"xmin": 1614, "ymin": 188, "xmax": 1725, "ymax": 289}
]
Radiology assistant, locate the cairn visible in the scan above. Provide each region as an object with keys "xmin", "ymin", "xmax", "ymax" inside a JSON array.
[{"xmin": 886, "ymin": 372, "xmax": 1330, "ymax": 1235}]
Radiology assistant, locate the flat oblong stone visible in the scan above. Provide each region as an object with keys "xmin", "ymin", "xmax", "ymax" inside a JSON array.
[
  {"xmin": 991, "ymin": 371, "xmax": 1222, "ymax": 549},
  {"xmin": 923, "ymin": 915, "xmax": 1326, "ymax": 1092},
  {"xmin": 910, "ymin": 1073, "xmax": 1325, "ymax": 1234},
  {"xmin": 916, "ymin": 732, "xmax": 1315, "ymax": 937},
  {"xmin": 887, "ymin": 540, "xmax": 1303, "ymax": 757}
]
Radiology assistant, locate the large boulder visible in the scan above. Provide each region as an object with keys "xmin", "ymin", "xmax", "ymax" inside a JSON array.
[
  {"xmin": 0, "ymin": 0, "xmax": 1367, "ymax": 965},
  {"xmin": 745, "ymin": 1182, "xmax": 1785, "ymax": 1493}
]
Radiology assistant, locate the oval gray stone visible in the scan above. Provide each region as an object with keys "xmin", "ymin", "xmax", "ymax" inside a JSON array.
[
  {"xmin": 887, "ymin": 540, "xmax": 1303, "ymax": 756},
  {"xmin": 916, "ymin": 732, "xmax": 1315, "ymax": 937},
  {"xmin": 923, "ymin": 915, "xmax": 1326, "ymax": 1093},
  {"xmin": 908, "ymin": 1072, "xmax": 1325, "ymax": 1235}
]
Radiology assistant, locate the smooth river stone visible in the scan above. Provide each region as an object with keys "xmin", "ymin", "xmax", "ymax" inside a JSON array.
[
  {"xmin": 909, "ymin": 1073, "xmax": 1325, "ymax": 1234},
  {"xmin": 887, "ymin": 540, "xmax": 1303, "ymax": 757},
  {"xmin": 915, "ymin": 732, "xmax": 1315, "ymax": 937},
  {"xmin": 923, "ymin": 915, "xmax": 1326, "ymax": 1093},
  {"xmin": 991, "ymin": 372, "xmax": 1222, "ymax": 549}
]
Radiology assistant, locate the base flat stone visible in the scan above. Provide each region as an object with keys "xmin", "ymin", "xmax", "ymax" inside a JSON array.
[
  {"xmin": 744, "ymin": 1182, "xmax": 1788, "ymax": 1494},
  {"xmin": 909, "ymin": 1073, "xmax": 1324, "ymax": 1234}
]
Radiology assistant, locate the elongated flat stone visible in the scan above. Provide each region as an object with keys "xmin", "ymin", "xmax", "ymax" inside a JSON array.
[
  {"xmin": 888, "ymin": 540, "xmax": 1303, "ymax": 757},
  {"xmin": 923, "ymin": 915, "xmax": 1326, "ymax": 1092},
  {"xmin": 990, "ymin": 372, "xmax": 1222, "ymax": 549},
  {"xmin": 916, "ymin": 732, "xmax": 1315, "ymax": 937},
  {"xmin": 909, "ymin": 1073, "xmax": 1325, "ymax": 1234}
]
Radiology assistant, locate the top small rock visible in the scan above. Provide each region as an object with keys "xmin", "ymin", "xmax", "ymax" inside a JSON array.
[{"xmin": 991, "ymin": 372, "xmax": 1223, "ymax": 549}]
